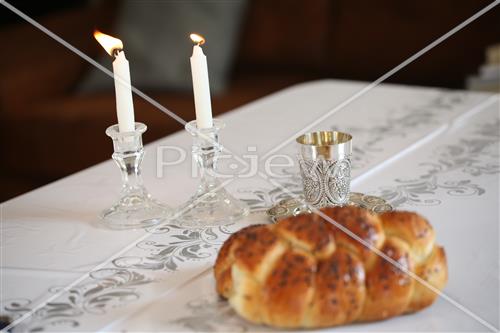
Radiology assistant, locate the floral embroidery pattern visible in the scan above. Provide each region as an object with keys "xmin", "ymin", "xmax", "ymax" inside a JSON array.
[
  {"xmin": 113, "ymin": 224, "xmax": 234, "ymax": 271},
  {"xmin": 2, "ymin": 269, "xmax": 150, "ymax": 332},
  {"xmin": 2, "ymin": 225, "xmax": 236, "ymax": 332},
  {"xmin": 332, "ymin": 91, "xmax": 472, "ymax": 170},
  {"xmin": 3, "ymin": 91, "xmax": 495, "ymax": 332},
  {"xmin": 240, "ymin": 95, "xmax": 499, "ymax": 211},
  {"xmin": 378, "ymin": 118, "xmax": 500, "ymax": 207}
]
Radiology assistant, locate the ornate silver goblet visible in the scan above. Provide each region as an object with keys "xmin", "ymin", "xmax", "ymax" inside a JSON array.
[{"xmin": 296, "ymin": 131, "xmax": 352, "ymax": 207}]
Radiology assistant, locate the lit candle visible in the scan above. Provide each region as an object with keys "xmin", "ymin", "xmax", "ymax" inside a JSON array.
[
  {"xmin": 190, "ymin": 33, "xmax": 213, "ymax": 129},
  {"xmin": 94, "ymin": 30, "xmax": 135, "ymax": 133}
]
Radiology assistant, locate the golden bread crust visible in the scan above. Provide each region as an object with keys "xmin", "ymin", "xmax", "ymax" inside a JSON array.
[
  {"xmin": 213, "ymin": 206, "xmax": 448, "ymax": 328},
  {"xmin": 323, "ymin": 206, "xmax": 385, "ymax": 269}
]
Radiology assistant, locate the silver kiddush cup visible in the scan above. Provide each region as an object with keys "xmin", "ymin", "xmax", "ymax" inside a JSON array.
[{"xmin": 296, "ymin": 131, "xmax": 352, "ymax": 207}]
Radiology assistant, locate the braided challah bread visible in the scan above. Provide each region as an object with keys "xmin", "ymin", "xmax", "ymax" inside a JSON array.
[{"xmin": 214, "ymin": 206, "xmax": 447, "ymax": 328}]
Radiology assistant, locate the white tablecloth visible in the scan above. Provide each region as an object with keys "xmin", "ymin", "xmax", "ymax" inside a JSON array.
[{"xmin": 1, "ymin": 80, "xmax": 499, "ymax": 332}]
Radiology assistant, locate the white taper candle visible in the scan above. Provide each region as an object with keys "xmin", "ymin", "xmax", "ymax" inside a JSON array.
[
  {"xmin": 113, "ymin": 51, "xmax": 135, "ymax": 133},
  {"xmin": 94, "ymin": 30, "xmax": 135, "ymax": 133},
  {"xmin": 190, "ymin": 35, "xmax": 213, "ymax": 129}
]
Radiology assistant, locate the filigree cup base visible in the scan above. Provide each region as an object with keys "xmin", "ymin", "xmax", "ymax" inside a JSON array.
[
  {"xmin": 267, "ymin": 193, "xmax": 393, "ymax": 222},
  {"xmin": 101, "ymin": 123, "xmax": 172, "ymax": 230},
  {"xmin": 177, "ymin": 120, "xmax": 249, "ymax": 228},
  {"xmin": 297, "ymin": 131, "xmax": 353, "ymax": 208}
]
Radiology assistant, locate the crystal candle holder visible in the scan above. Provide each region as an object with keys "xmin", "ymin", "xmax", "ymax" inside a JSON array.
[
  {"xmin": 177, "ymin": 119, "xmax": 249, "ymax": 227},
  {"xmin": 101, "ymin": 122, "xmax": 172, "ymax": 229}
]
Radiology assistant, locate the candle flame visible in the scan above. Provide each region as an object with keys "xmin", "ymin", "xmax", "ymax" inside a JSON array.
[
  {"xmin": 190, "ymin": 33, "xmax": 205, "ymax": 46},
  {"xmin": 94, "ymin": 30, "xmax": 123, "ymax": 56}
]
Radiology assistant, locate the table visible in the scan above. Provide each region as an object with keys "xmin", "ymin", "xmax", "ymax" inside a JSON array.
[{"xmin": 1, "ymin": 80, "xmax": 499, "ymax": 332}]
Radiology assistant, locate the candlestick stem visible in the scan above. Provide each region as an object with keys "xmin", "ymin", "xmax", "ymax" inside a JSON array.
[
  {"xmin": 101, "ymin": 123, "xmax": 172, "ymax": 229},
  {"xmin": 177, "ymin": 120, "xmax": 248, "ymax": 227}
]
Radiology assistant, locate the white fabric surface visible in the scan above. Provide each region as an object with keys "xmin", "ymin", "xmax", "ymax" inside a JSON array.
[{"xmin": 1, "ymin": 80, "xmax": 498, "ymax": 332}]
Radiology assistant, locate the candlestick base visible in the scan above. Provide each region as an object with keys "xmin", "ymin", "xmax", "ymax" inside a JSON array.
[
  {"xmin": 177, "ymin": 120, "xmax": 249, "ymax": 227},
  {"xmin": 101, "ymin": 188, "xmax": 171, "ymax": 230},
  {"xmin": 101, "ymin": 123, "xmax": 172, "ymax": 230},
  {"xmin": 177, "ymin": 181, "xmax": 249, "ymax": 228}
]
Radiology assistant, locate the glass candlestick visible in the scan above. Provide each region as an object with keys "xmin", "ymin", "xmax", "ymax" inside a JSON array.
[
  {"xmin": 177, "ymin": 119, "xmax": 249, "ymax": 227},
  {"xmin": 101, "ymin": 122, "xmax": 172, "ymax": 229}
]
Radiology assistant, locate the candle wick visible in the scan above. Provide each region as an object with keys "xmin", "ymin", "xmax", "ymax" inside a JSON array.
[{"xmin": 112, "ymin": 48, "xmax": 122, "ymax": 58}]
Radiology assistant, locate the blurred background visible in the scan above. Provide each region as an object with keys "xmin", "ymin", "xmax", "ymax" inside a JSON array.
[{"xmin": 0, "ymin": 0, "xmax": 499, "ymax": 202}]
